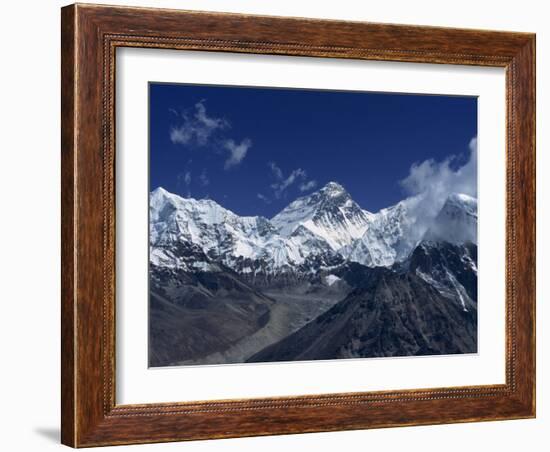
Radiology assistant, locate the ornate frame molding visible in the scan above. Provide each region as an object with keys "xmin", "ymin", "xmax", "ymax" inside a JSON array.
[{"xmin": 61, "ymin": 4, "xmax": 535, "ymax": 447}]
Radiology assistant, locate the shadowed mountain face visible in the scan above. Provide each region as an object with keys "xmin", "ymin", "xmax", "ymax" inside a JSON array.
[
  {"xmin": 247, "ymin": 267, "xmax": 477, "ymax": 363},
  {"xmin": 149, "ymin": 267, "xmax": 274, "ymax": 367},
  {"xmin": 408, "ymin": 241, "xmax": 478, "ymax": 311},
  {"xmin": 149, "ymin": 183, "xmax": 478, "ymax": 366}
]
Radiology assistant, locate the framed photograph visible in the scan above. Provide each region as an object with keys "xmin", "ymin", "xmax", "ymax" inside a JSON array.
[{"xmin": 61, "ymin": 3, "xmax": 536, "ymax": 447}]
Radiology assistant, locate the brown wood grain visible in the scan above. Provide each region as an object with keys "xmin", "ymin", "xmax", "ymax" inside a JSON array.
[
  {"xmin": 60, "ymin": 5, "xmax": 76, "ymax": 447},
  {"xmin": 61, "ymin": 3, "xmax": 536, "ymax": 447}
]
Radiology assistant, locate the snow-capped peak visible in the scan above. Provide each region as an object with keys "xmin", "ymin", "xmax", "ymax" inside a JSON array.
[
  {"xmin": 344, "ymin": 192, "xmax": 478, "ymax": 267},
  {"xmin": 149, "ymin": 186, "xmax": 478, "ymax": 276},
  {"xmin": 149, "ymin": 187, "xmax": 343, "ymax": 274},
  {"xmin": 150, "ymin": 186, "xmax": 174, "ymax": 207},
  {"xmin": 319, "ymin": 181, "xmax": 346, "ymax": 197},
  {"xmin": 423, "ymin": 193, "xmax": 477, "ymax": 245},
  {"xmin": 443, "ymin": 193, "xmax": 477, "ymax": 216},
  {"xmin": 150, "ymin": 186, "xmax": 169, "ymax": 196},
  {"xmin": 271, "ymin": 182, "xmax": 373, "ymax": 250}
]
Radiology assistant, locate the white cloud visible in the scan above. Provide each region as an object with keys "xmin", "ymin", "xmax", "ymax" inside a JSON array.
[
  {"xmin": 176, "ymin": 170, "xmax": 193, "ymax": 197},
  {"xmin": 269, "ymin": 163, "xmax": 318, "ymax": 198},
  {"xmin": 224, "ymin": 138, "xmax": 252, "ymax": 169},
  {"xmin": 170, "ymin": 100, "xmax": 229, "ymax": 146},
  {"xmin": 179, "ymin": 170, "xmax": 191, "ymax": 186},
  {"xmin": 170, "ymin": 126, "xmax": 193, "ymax": 145},
  {"xmin": 271, "ymin": 167, "xmax": 307, "ymax": 198},
  {"xmin": 299, "ymin": 180, "xmax": 318, "ymax": 192},
  {"xmin": 269, "ymin": 162, "xmax": 284, "ymax": 180},
  {"xmin": 399, "ymin": 136, "xmax": 477, "ymax": 233},
  {"xmin": 401, "ymin": 136, "xmax": 477, "ymax": 200},
  {"xmin": 195, "ymin": 102, "xmax": 226, "ymax": 130},
  {"xmin": 169, "ymin": 100, "xmax": 253, "ymax": 169},
  {"xmin": 199, "ymin": 169, "xmax": 210, "ymax": 187},
  {"xmin": 257, "ymin": 193, "xmax": 271, "ymax": 204},
  {"xmin": 469, "ymin": 136, "xmax": 477, "ymax": 153}
]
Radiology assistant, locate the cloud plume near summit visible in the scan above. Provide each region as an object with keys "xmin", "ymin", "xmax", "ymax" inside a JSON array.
[
  {"xmin": 401, "ymin": 137, "xmax": 477, "ymax": 200},
  {"xmin": 398, "ymin": 137, "xmax": 477, "ymax": 239}
]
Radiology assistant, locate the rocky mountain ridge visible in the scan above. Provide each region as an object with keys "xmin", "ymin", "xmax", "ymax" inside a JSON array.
[{"xmin": 150, "ymin": 183, "xmax": 477, "ymax": 276}]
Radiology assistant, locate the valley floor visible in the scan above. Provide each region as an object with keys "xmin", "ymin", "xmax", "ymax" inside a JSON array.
[{"xmin": 172, "ymin": 289, "xmax": 343, "ymax": 366}]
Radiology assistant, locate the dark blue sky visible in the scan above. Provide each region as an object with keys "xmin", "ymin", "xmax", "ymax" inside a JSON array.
[{"xmin": 149, "ymin": 83, "xmax": 477, "ymax": 217}]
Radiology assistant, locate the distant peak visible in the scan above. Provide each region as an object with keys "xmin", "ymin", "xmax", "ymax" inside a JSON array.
[
  {"xmin": 447, "ymin": 193, "xmax": 476, "ymax": 203},
  {"xmin": 443, "ymin": 193, "xmax": 477, "ymax": 210},
  {"xmin": 320, "ymin": 181, "xmax": 346, "ymax": 195},
  {"xmin": 151, "ymin": 186, "xmax": 169, "ymax": 196},
  {"xmin": 150, "ymin": 187, "xmax": 188, "ymax": 206},
  {"xmin": 324, "ymin": 181, "xmax": 344, "ymax": 190}
]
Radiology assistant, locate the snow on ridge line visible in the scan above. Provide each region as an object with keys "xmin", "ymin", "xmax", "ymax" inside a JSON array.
[
  {"xmin": 150, "ymin": 186, "xmax": 270, "ymax": 225},
  {"xmin": 270, "ymin": 181, "xmax": 373, "ymax": 250},
  {"xmin": 149, "ymin": 185, "xmax": 478, "ymax": 272},
  {"xmin": 325, "ymin": 274, "xmax": 341, "ymax": 286}
]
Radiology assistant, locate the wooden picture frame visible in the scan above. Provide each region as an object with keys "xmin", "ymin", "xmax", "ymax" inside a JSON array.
[{"xmin": 61, "ymin": 3, "xmax": 535, "ymax": 447}]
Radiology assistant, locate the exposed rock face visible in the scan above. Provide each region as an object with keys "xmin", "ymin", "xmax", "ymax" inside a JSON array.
[
  {"xmin": 408, "ymin": 241, "xmax": 478, "ymax": 312},
  {"xmin": 149, "ymin": 267, "xmax": 274, "ymax": 367},
  {"xmin": 248, "ymin": 268, "xmax": 477, "ymax": 363}
]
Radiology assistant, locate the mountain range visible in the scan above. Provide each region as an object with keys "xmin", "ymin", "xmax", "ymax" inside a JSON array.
[{"xmin": 149, "ymin": 182, "xmax": 478, "ymax": 366}]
